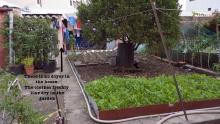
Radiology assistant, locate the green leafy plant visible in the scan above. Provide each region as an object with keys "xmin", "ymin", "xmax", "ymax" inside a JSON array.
[
  {"xmin": 21, "ymin": 57, "xmax": 34, "ymax": 67},
  {"xmin": 1, "ymin": 17, "xmax": 58, "ymax": 65},
  {"xmin": 213, "ymin": 63, "xmax": 220, "ymax": 72},
  {"xmin": 85, "ymin": 74, "xmax": 220, "ymax": 111},
  {"xmin": 0, "ymin": 72, "xmax": 44, "ymax": 124},
  {"xmin": 69, "ymin": 34, "xmax": 76, "ymax": 50}
]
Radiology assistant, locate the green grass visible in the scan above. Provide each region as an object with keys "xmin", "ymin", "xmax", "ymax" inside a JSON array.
[{"xmin": 85, "ymin": 74, "xmax": 220, "ymax": 111}]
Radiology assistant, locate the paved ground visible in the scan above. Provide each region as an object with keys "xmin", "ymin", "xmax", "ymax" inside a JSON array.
[
  {"xmin": 163, "ymin": 113, "xmax": 220, "ymax": 124},
  {"xmin": 25, "ymin": 69, "xmax": 65, "ymax": 124},
  {"xmin": 63, "ymin": 55, "xmax": 96, "ymax": 124}
]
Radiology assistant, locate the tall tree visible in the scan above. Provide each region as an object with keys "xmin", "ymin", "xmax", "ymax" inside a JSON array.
[{"xmin": 78, "ymin": 0, "xmax": 181, "ymax": 67}]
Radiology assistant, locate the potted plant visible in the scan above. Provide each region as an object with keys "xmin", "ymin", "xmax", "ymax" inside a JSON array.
[
  {"xmin": 43, "ymin": 46, "xmax": 59, "ymax": 73},
  {"xmin": 22, "ymin": 57, "xmax": 34, "ymax": 75},
  {"xmin": 8, "ymin": 55, "xmax": 25, "ymax": 75},
  {"xmin": 8, "ymin": 64, "xmax": 25, "ymax": 75},
  {"xmin": 43, "ymin": 60, "xmax": 57, "ymax": 73}
]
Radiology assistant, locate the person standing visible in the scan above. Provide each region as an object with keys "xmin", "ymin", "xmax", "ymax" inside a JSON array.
[
  {"xmin": 62, "ymin": 19, "xmax": 70, "ymax": 54},
  {"xmin": 75, "ymin": 30, "xmax": 81, "ymax": 50}
]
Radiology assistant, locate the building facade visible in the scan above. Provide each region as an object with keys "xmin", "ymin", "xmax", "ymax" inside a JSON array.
[
  {"xmin": 182, "ymin": 0, "xmax": 220, "ymax": 16},
  {"xmin": 5, "ymin": 0, "xmax": 87, "ymax": 14},
  {"xmin": 0, "ymin": 8, "xmax": 12, "ymax": 68}
]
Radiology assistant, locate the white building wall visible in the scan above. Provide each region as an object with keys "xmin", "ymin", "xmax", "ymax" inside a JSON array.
[
  {"xmin": 5, "ymin": 0, "xmax": 80, "ymax": 14},
  {"xmin": 41, "ymin": 0, "xmax": 77, "ymax": 14},
  {"xmin": 182, "ymin": 0, "xmax": 220, "ymax": 16},
  {"xmin": 5, "ymin": 0, "xmax": 35, "ymax": 8}
]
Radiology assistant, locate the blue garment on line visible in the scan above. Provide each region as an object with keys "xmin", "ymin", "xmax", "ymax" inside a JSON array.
[
  {"xmin": 64, "ymin": 30, "xmax": 70, "ymax": 44},
  {"xmin": 69, "ymin": 16, "xmax": 76, "ymax": 27}
]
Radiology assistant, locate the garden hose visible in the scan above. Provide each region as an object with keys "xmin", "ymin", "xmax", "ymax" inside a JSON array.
[
  {"xmin": 156, "ymin": 110, "xmax": 220, "ymax": 124},
  {"xmin": 67, "ymin": 57, "xmax": 220, "ymax": 124}
]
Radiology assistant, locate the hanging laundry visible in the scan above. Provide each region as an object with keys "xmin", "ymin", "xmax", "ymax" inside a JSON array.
[
  {"xmin": 62, "ymin": 19, "xmax": 68, "ymax": 28},
  {"xmin": 76, "ymin": 19, "xmax": 81, "ymax": 30},
  {"xmin": 64, "ymin": 29, "xmax": 70, "ymax": 44},
  {"xmin": 69, "ymin": 16, "xmax": 76, "ymax": 27},
  {"xmin": 51, "ymin": 17, "xmax": 60, "ymax": 29}
]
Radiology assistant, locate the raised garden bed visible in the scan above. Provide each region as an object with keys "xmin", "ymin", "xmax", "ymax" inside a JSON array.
[
  {"xmin": 85, "ymin": 74, "xmax": 220, "ymax": 120},
  {"xmin": 99, "ymin": 99, "xmax": 220, "ymax": 120}
]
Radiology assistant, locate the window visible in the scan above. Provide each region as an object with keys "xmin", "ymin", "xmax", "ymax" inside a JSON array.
[
  {"xmin": 37, "ymin": 0, "xmax": 42, "ymax": 7},
  {"xmin": 70, "ymin": 0, "xmax": 73, "ymax": 6},
  {"xmin": 70, "ymin": 0, "xmax": 80, "ymax": 6},
  {"xmin": 208, "ymin": 8, "xmax": 212, "ymax": 11}
]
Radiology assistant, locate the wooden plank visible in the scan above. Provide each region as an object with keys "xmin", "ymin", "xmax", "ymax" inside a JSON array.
[{"xmin": 184, "ymin": 64, "xmax": 220, "ymax": 76}]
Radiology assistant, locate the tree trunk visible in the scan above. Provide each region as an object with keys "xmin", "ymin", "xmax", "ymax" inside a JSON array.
[{"xmin": 117, "ymin": 43, "xmax": 134, "ymax": 68}]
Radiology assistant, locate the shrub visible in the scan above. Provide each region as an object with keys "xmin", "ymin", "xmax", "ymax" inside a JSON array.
[{"xmin": 1, "ymin": 17, "xmax": 58, "ymax": 64}]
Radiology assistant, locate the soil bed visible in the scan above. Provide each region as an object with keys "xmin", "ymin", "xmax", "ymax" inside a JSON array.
[
  {"xmin": 75, "ymin": 55, "xmax": 191, "ymax": 82},
  {"xmin": 71, "ymin": 55, "xmax": 220, "ymax": 120}
]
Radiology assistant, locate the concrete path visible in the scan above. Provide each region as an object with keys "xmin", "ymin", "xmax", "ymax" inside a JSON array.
[
  {"xmin": 62, "ymin": 55, "xmax": 96, "ymax": 124},
  {"xmin": 163, "ymin": 114, "xmax": 220, "ymax": 124}
]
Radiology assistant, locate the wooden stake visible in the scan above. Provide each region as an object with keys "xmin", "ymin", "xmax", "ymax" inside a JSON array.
[{"xmin": 150, "ymin": 0, "xmax": 188, "ymax": 121}]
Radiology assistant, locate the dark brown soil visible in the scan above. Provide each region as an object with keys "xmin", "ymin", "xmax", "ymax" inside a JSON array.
[{"xmin": 76, "ymin": 55, "xmax": 191, "ymax": 82}]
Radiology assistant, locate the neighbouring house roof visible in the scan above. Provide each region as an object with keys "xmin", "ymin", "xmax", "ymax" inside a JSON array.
[
  {"xmin": 23, "ymin": 14, "xmax": 62, "ymax": 19},
  {"xmin": 21, "ymin": 6, "xmax": 78, "ymax": 20},
  {"xmin": 21, "ymin": 4, "xmax": 77, "ymax": 15},
  {"xmin": 22, "ymin": 7, "xmax": 64, "ymax": 15},
  {"xmin": 0, "ymin": 8, "xmax": 12, "ymax": 12},
  {"xmin": 0, "ymin": 0, "xmax": 20, "ymax": 8}
]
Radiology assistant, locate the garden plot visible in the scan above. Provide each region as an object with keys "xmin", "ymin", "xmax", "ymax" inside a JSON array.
[
  {"xmin": 70, "ymin": 53, "xmax": 220, "ymax": 120},
  {"xmin": 85, "ymin": 75, "xmax": 220, "ymax": 120},
  {"xmin": 74, "ymin": 55, "xmax": 190, "ymax": 82}
]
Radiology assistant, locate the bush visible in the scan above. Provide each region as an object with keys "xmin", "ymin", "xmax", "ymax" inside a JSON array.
[
  {"xmin": 2, "ymin": 17, "xmax": 58, "ymax": 64},
  {"xmin": 213, "ymin": 63, "xmax": 220, "ymax": 72}
]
